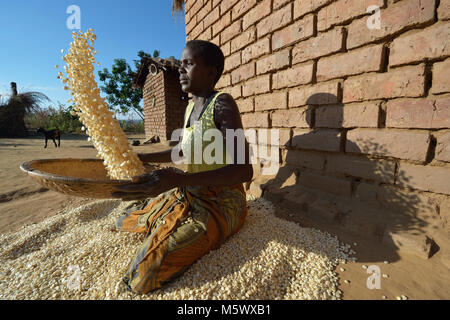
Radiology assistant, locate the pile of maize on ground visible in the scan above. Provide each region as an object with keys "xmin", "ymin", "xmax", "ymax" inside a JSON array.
[
  {"xmin": 58, "ymin": 29, "xmax": 145, "ymax": 180},
  {"xmin": 0, "ymin": 195, "xmax": 356, "ymax": 300}
]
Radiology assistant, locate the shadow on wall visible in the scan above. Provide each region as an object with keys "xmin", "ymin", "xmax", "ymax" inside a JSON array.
[{"xmin": 258, "ymin": 93, "xmax": 440, "ymax": 264}]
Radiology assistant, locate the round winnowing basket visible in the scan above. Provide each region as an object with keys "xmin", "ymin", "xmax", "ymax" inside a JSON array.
[{"xmin": 20, "ymin": 158, "xmax": 157, "ymax": 199}]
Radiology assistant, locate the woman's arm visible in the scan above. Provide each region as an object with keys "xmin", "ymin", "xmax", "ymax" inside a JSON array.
[
  {"xmin": 178, "ymin": 92, "xmax": 253, "ymax": 187},
  {"xmin": 138, "ymin": 148, "xmax": 176, "ymax": 164}
]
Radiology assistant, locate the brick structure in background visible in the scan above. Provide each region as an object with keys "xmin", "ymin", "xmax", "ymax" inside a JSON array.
[
  {"xmin": 133, "ymin": 57, "xmax": 189, "ymax": 142},
  {"xmin": 184, "ymin": 0, "xmax": 450, "ymax": 260}
]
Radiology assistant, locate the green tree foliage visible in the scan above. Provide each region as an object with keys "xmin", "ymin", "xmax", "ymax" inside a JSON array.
[
  {"xmin": 25, "ymin": 103, "xmax": 83, "ymax": 133},
  {"xmin": 98, "ymin": 50, "xmax": 160, "ymax": 120}
]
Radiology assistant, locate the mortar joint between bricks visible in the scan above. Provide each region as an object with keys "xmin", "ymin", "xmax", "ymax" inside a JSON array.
[
  {"xmin": 342, "ymin": 27, "xmax": 348, "ymax": 52},
  {"xmin": 425, "ymin": 133, "xmax": 438, "ymax": 165},
  {"xmin": 381, "ymin": 44, "xmax": 390, "ymax": 73},
  {"xmin": 434, "ymin": 0, "xmax": 440, "ymax": 22},
  {"xmin": 311, "ymin": 60, "xmax": 318, "ymax": 84},
  {"xmin": 340, "ymin": 129, "xmax": 347, "ymax": 153},
  {"xmin": 379, "ymin": 101, "xmax": 387, "ymax": 128},
  {"xmin": 424, "ymin": 62, "xmax": 434, "ymax": 97}
]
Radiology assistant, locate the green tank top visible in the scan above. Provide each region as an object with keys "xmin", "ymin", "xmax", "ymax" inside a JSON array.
[{"xmin": 180, "ymin": 91, "xmax": 233, "ymax": 173}]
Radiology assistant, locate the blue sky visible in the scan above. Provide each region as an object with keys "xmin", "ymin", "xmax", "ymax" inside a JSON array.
[{"xmin": 0, "ymin": 0, "xmax": 186, "ymax": 119}]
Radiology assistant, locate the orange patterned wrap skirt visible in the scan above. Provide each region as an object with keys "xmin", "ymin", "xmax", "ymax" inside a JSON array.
[{"xmin": 115, "ymin": 183, "xmax": 247, "ymax": 294}]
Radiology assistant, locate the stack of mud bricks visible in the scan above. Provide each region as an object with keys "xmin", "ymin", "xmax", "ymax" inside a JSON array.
[
  {"xmin": 143, "ymin": 69, "xmax": 187, "ymax": 144},
  {"xmin": 184, "ymin": 0, "xmax": 450, "ymax": 264}
]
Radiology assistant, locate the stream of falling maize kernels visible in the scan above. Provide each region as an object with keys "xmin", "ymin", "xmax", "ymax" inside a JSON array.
[{"xmin": 58, "ymin": 29, "xmax": 145, "ymax": 180}]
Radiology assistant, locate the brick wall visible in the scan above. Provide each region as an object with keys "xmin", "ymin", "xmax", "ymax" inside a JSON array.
[
  {"xmin": 163, "ymin": 70, "xmax": 189, "ymax": 140},
  {"xmin": 143, "ymin": 69, "xmax": 188, "ymax": 141},
  {"xmin": 184, "ymin": 0, "xmax": 450, "ymax": 258}
]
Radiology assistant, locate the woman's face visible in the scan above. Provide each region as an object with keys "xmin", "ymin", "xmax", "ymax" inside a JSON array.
[{"xmin": 179, "ymin": 46, "xmax": 216, "ymax": 94}]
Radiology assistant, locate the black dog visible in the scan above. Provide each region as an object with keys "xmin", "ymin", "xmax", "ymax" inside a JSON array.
[{"xmin": 37, "ymin": 128, "xmax": 60, "ymax": 148}]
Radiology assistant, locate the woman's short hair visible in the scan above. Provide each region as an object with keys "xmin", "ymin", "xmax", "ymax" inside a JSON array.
[{"xmin": 186, "ymin": 40, "xmax": 225, "ymax": 86}]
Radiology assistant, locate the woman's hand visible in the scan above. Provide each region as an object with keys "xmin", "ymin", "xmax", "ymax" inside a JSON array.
[{"xmin": 112, "ymin": 168, "xmax": 184, "ymax": 200}]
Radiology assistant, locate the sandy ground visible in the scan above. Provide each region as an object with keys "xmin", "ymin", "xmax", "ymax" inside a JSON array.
[{"xmin": 0, "ymin": 134, "xmax": 449, "ymax": 300}]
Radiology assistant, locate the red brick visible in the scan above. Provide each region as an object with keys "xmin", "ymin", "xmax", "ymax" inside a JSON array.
[
  {"xmin": 242, "ymin": 0, "xmax": 272, "ymax": 30},
  {"xmin": 256, "ymin": 49, "xmax": 290, "ymax": 75},
  {"xmin": 232, "ymin": 0, "xmax": 258, "ymax": 21},
  {"xmin": 256, "ymin": 3, "xmax": 292, "ymax": 38},
  {"xmin": 236, "ymin": 97, "xmax": 254, "ymax": 113},
  {"xmin": 315, "ymin": 101, "xmax": 381, "ymax": 128},
  {"xmin": 242, "ymin": 75, "xmax": 271, "ymax": 97},
  {"xmin": 230, "ymin": 27, "xmax": 256, "ymax": 54},
  {"xmin": 254, "ymin": 91, "xmax": 288, "ymax": 111},
  {"xmin": 221, "ymin": 41, "xmax": 231, "ymax": 57},
  {"xmin": 289, "ymin": 80, "xmax": 341, "ymax": 108},
  {"xmin": 432, "ymin": 58, "xmax": 450, "ymax": 94},
  {"xmin": 317, "ymin": 44, "xmax": 385, "ymax": 81},
  {"xmin": 294, "ymin": 0, "xmax": 334, "ymax": 20},
  {"xmin": 211, "ymin": 34, "xmax": 220, "ymax": 47},
  {"xmin": 309, "ymin": 199, "xmax": 341, "ymax": 223},
  {"xmin": 272, "ymin": 61, "xmax": 314, "ymax": 89},
  {"xmin": 439, "ymin": 0, "xmax": 450, "ymax": 20},
  {"xmin": 317, "ymin": 0, "xmax": 384, "ymax": 31},
  {"xmin": 435, "ymin": 130, "xmax": 450, "ymax": 162},
  {"xmin": 242, "ymin": 37, "xmax": 270, "ymax": 63},
  {"xmin": 231, "ymin": 62, "xmax": 256, "ymax": 85},
  {"xmin": 234, "ymin": 85, "xmax": 243, "ymax": 99},
  {"xmin": 212, "ymin": 11, "xmax": 231, "ymax": 37},
  {"xmin": 222, "ymin": 85, "xmax": 242, "ymax": 99},
  {"xmin": 341, "ymin": 101, "xmax": 380, "ymax": 128},
  {"xmin": 292, "ymin": 27, "xmax": 345, "ymax": 64},
  {"xmin": 346, "ymin": 128, "xmax": 430, "ymax": 161},
  {"xmin": 189, "ymin": 0, "xmax": 204, "ymax": 17},
  {"xmin": 386, "ymin": 98, "xmax": 450, "ymax": 129},
  {"xmin": 221, "ymin": 19, "xmax": 242, "ymax": 44},
  {"xmin": 390, "ymin": 22, "xmax": 450, "ymax": 67},
  {"xmin": 315, "ymin": 105, "xmax": 344, "ymax": 128},
  {"xmin": 223, "ymin": 51, "xmax": 241, "ymax": 73},
  {"xmin": 185, "ymin": 14, "xmax": 197, "ymax": 35},
  {"xmin": 255, "ymin": 143, "xmax": 281, "ymax": 164},
  {"xmin": 282, "ymin": 149, "xmax": 326, "ymax": 170},
  {"xmin": 272, "ymin": 107, "xmax": 311, "ymax": 128},
  {"xmin": 343, "ymin": 64, "xmax": 425, "ymax": 103},
  {"xmin": 184, "ymin": 0, "xmax": 196, "ymax": 14},
  {"xmin": 277, "ymin": 189, "xmax": 314, "ymax": 215},
  {"xmin": 198, "ymin": 26, "xmax": 212, "ymax": 41},
  {"xmin": 274, "ymin": 0, "xmax": 295, "ymax": 9},
  {"xmin": 203, "ymin": 5, "xmax": 219, "ymax": 28},
  {"xmin": 347, "ymin": 0, "xmax": 436, "ymax": 49},
  {"xmin": 292, "ymin": 128, "xmax": 342, "ymax": 152},
  {"xmin": 258, "ymin": 128, "xmax": 291, "ymax": 146},
  {"xmin": 298, "ymin": 171, "xmax": 352, "ymax": 197},
  {"xmin": 242, "ymin": 112, "xmax": 270, "ymax": 128},
  {"xmin": 397, "ymin": 162, "xmax": 450, "ymax": 195},
  {"xmin": 354, "ymin": 181, "xmax": 379, "ymax": 205},
  {"xmin": 272, "ymin": 14, "xmax": 315, "ymax": 51},
  {"xmin": 326, "ymin": 154, "xmax": 396, "ymax": 183}
]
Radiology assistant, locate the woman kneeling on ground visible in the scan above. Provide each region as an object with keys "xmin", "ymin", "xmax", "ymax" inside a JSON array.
[{"xmin": 113, "ymin": 40, "xmax": 254, "ymax": 294}]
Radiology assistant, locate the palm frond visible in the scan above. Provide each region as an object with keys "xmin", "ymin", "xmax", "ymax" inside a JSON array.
[
  {"xmin": 172, "ymin": 0, "xmax": 185, "ymax": 16},
  {"xmin": 0, "ymin": 90, "xmax": 50, "ymax": 137},
  {"xmin": 8, "ymin": 91, "xmax": 50, "ymax": 113}
]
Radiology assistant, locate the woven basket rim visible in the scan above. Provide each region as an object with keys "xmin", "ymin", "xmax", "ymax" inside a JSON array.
[{"xmin": 20, "ymin": 158, "xmax": 134, "ymax": 184}]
